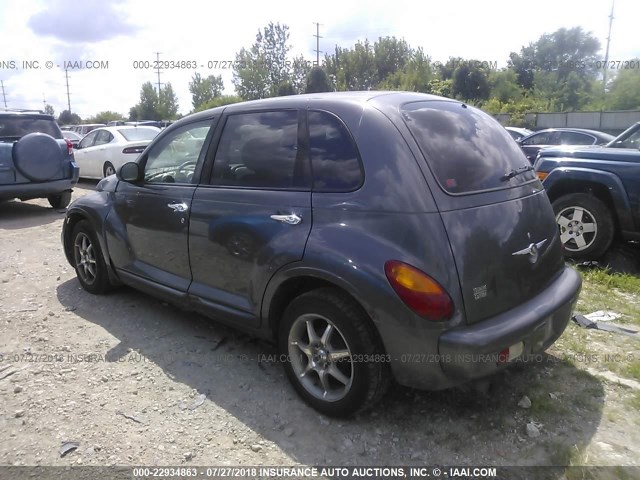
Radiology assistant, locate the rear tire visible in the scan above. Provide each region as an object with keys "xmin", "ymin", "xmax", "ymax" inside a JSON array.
[
  {"xmin": 103, "ymin": 162, "xmax": 116, "ymax": 178},
  {"xmin": 279, "ymin": 288, "xmax": 390, "ymax": 417},
  {"xmin": 71, "ymin": 220, "xmax": 112, "ymax": 294},
  {"xmin": 48, "ymin": 190, "xmax": 72, "ymax": 209},
  {"xmin": 552, "ymin": 193, "xmax": 614, "ymax": 261}
]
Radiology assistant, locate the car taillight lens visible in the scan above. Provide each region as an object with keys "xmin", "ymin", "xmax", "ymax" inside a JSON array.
[
  {"xmin": 65, "ymin": 139, "xmax": 73, "ymax": 155},
  {"xmin": 384, "ymin": 260, "xmax": 454, "ymax": 320},
  {"xmin": 123, "ymin": 146, "xmax": 145, "ymax": 154},
  {"xmin": 536, "ymin": 171, "xmax": 548, "ymax": 181}
]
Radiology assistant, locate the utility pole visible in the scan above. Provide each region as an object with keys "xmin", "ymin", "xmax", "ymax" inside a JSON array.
[
  {"xmin": 64, "ymin": 69, "xmax": 71, "ymax": 113},
  {"xmin": 0, "ymin": 80, "xmax": 7, "ymax": 109},
  {"xmin": 313, "ymin": 23, "xmax": 323, "ymax": 67},
  {"xmin": 42, "ymin": 93, "xmax": 47, "ymax": 111},
  {"xmin": 154, "ymin": 52, "xmax": 163, "ymax": 95},
  {"xmin": 603, "ymin": 0, "xmax": 615, "ymax": 93}
]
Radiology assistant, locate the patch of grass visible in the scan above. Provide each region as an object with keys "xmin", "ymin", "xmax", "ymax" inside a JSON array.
[
  {"xmin": 625, "ymin": 360, "xmax": 640, "ymax": 381},
  {"xmin": 578, "ymin": 267, "xmax": 640, "ymax": 293},
  {"xmin": 545, "ymin": 440, "xmax": 583, "ymax": 466},
  {"xmin": 575, "ymin": 266, "xmax": 640, "ymax": 327},
  {"xmin": 628, "ymin": 391, "xmax": 640, "ymax": 411}
]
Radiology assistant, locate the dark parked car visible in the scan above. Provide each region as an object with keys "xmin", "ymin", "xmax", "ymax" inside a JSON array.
[
  {"xmin": 535, "ymin": 122, "xmax": 640, "ymax": 260},
  {"xmin": 0, "ymin": 110, "xmax": 79, "ymax": 208},
  {"xmin": 518, "ymin": 128, "xmax": 614, "ymax": 163},
  {"xmin": 62, "ymin": 92, "xmax": 581, "ymax": 416}
]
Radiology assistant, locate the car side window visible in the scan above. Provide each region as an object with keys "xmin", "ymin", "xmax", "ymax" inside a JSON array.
[
  {"xmin": 94, "ymin": 130, "xmax": 113, "ymax": 146},
  {"xmin": 558, "ymin": 132, "xmax": 594, "ymax": 145},
  {"xmin": 143, "ymin": 121, "xmax": 212, "ymax": 184},
  {"xmin": 522, "ymin": 132, "xmax": 556, "ymax": 146},
  {"xmin": 78, "ymin": 131, "xmax": 98, "ymax": 149},
  {"xmin": 308, "ymin": 110, "xmax": 363, "ymax": 192},
  {"xmin": 211, "ymin": 110, "xmax": 307, "ymax": 189}
]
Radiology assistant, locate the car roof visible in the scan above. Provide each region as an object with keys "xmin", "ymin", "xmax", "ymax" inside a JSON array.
[
  {"xmin": 522, "ymin": 128, "xmax": 615, "ymax": 141},
  {"xmin": 0, "ymin": 111, "xmax": 56, "ymax": 120},
  {"xmin": 89, "ymin": 125, "xmax": 160, "ymax": 134},
  {"xmin": 170, "ymin": 91, "xmax": 455, "ymax": 128}
]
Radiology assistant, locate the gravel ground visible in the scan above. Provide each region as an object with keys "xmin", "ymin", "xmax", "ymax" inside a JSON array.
[{"xmin": 1, "ymin": 181, "xmax": 639, "ymax": 471}]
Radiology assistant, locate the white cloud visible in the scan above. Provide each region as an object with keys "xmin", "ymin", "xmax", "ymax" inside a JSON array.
[{"xmin": 0, "ymin": 0, "xmax": 637, "ymax": 118}]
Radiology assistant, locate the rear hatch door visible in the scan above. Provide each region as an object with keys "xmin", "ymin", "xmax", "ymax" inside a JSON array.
[{"xmin": 401, "ymin": 100, "xmax": 565, "ymax": 324}]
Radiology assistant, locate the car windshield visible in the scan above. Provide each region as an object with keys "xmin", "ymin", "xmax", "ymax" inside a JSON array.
[
  {"xmin": 118, "ymin": 127, "xmax": 160, "ymax": 141},
  {"xmin": 608, "ymin": 124, "xmax": 640, "ymax": 149},
  {"xmin": 402, "ymin": 100, "xmax": 536, "ymax": 194},
  {"xmin": 0, "ymin": 117, "xmax": 62, "ymax": 139}
]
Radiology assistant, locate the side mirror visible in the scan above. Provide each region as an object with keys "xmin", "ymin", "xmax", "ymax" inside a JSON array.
[{"xmin": 118, "ymin": 162, "xmax": 141, "ymax": 182}]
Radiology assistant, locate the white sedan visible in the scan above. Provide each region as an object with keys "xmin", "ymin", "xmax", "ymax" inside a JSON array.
[{"xmin": 73, "ymin": 126, "xmax": 160, "ymax": 178}]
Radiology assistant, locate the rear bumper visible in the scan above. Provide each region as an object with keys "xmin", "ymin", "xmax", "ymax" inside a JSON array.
[
  {"xmin": 0, "ymin": 164, "xmax": 79, "ymax": 200},
  {"xmin": 386, "ymin": 266, "xmax": 581, "ymax": 390},
  {"xmin": 438, "ymin": 266, "xmax": 581, "ymax": 380}
]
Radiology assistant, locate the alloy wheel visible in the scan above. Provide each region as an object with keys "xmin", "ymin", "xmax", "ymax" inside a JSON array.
[
  {"xmin": 288, "ymin": 314, "xmax": 353, "ymax": 402},
  {"xmin": 556, "ymin": 206, "xmax": 598, "ymax": 252},
  {"xmin": 74, "ymin": 232, "xmax": 97, "ymax": 285}
]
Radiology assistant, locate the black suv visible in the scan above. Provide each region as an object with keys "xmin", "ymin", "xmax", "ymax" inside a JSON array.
[
  {"xmin": 0, "ymin": 110, "xmax": 79, "ymax": 208},
  {"xmin": 62, "ymin": 92, "xmax": 581, "ymax": 416}
]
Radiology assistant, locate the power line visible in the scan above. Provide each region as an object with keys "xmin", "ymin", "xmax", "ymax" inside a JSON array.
[
  {"xmin": 154, "ymin": 52, "xmax": 164, "ymax": 96},
  {"xmin": 313, "ymin": 22, "xmax": 323, "ymax": 67}
]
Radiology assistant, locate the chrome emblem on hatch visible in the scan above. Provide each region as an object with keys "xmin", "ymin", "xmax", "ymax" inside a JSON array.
[{"xmin": 512, "ymin": 239, "xmax": 548, "ymax": 264}]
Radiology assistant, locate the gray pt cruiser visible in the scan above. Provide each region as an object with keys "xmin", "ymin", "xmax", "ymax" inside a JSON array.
[{"xmin": 62, "ymin": 91, "xmax": 582, "ymax": 417}]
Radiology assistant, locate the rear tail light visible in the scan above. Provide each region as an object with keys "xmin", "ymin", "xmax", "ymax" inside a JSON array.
[
  {"xmin": 384, "ymin": 260, "xmax": 454, "ymax": 320},
  {"xmin": 65, "ymin": 139, "xmax": 73, "ymax": 155},
  {"xmin": 536, "ymin": 171, "xmax": 548, "ymax": 181},
  {"xmin": 123, "ymin": 146, "xmax": 145, "ymax": 154}
]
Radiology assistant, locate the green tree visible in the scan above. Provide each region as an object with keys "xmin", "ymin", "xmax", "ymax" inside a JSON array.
[
  {"xmin": 305, "ymin": 67, "xmax": 333, "ymax": 93},
  {"xmin": 129, "ymin": 82, "xmax": 179, "ymax": 120},
  {"xmin": 130, "ymin": 82, "xmax": 159, "ymax": 120},
  {"xmin": 158, "ymin": 83, "xmax": 179, "ymax": 119},
  {"xmin": 44, "ymin": 104, "xmax": 55, "ymax": 116},
  {"xmin": 605, "ymin": 63, "xmax": 640, "ymax": 110},
  {"xmin": 57, "ymin": 110, "xmax": 81, "ymax": 125},
  {"xmin": 451, "ymin": 60, "xmax": 492, "ymax": 101},
  {"xmin": 490, "ymin": 69, "xmax": 522, "ymax": 103},
  {"xmin": 507, "ymin": 27, "xmax": 600, "ymax": 111},
  {"xmin": 189, "ymin": 73, "xmax": 224, "ymax": 110},
  {"xmin": 87, "ymin": 111, "xmax": 125, "ymax": 124},
  {"xmin": 232, "ymin": 22, "xmax": 293, "ymax": 99},
  {"xmin": 194, "ymin": 95, "xmax": 243, "ymax": 112},
  {"xmin": 276, "ymin": 82, "xmax": 295, "ymax": 96},
  {"xmin": 291, "ymin": 55, "xmax": 312, "ymax": 94}
]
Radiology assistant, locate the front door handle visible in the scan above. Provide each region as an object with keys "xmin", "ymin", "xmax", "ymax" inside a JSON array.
[
  {"xmin": 168, "ymin": 202, "xmax": 189, "ymax": 212},
  {"xmin": 270, "ymin": 213, "xmax": 302, "ymax": 225}
]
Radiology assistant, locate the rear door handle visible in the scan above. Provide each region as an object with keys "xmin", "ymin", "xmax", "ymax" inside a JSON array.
[
  {"xmin": 270, "ymin": 214, "xmax": 302, "ymax": 225},
  {"xmin": 168, "ymin": 202, "xmax": 189, "ymax": 212}
]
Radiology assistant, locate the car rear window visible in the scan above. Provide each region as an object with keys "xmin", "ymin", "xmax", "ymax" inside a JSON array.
[
  {"xmin": 402, "ymin": 100, "xmax": 536, "ymax": 194},
  {"xmin": 0, "ymin": 116, "xmax": 62, "ymax": 139},
  {"xmin": 118, "ymin": 127, "xmax": 160, "ymax": 141}
]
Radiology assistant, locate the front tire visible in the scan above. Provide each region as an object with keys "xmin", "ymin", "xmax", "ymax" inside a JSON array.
[
  {"xmin": 279, "ymin": 288, "xmax": 390, "ymax": 417},
  {"xmin": 48, "ymin": 191, "xmax": 72, "ymax": 209},
  {"xmin": 71, "ymin": 220, "xmax": 112, "ymax": 294},
  {"xmin": 552, "ymin": 193, "xmax": 614, "ymax": 261}
]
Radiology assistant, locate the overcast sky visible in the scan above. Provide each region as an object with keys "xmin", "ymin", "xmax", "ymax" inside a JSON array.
[{"xmin": 0, "ymin": 0, "xmax": 638, "ymax": 119}]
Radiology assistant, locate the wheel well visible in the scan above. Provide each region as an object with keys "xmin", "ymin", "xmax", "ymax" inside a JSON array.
[
  {"xmin": 547, "ymin": 180, "xmax": 619, "ymax": 229},
  {"xmin": 267, "ymin": 277, "xmax": 383, "ymax": 348},
  {"xmin": 62, "ymin": 212, "xmax": 87, "ymax": 260},
  {"xmin": 103, "ymin": 162, "xmax": 114, "ymax": 175}
]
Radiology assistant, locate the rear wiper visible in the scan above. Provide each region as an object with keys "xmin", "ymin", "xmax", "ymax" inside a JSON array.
[{"xmin": 501, "ymin": 165, "xmax": 534, "ymax": 181}]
